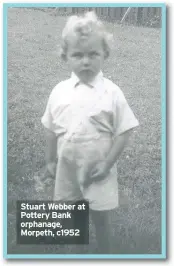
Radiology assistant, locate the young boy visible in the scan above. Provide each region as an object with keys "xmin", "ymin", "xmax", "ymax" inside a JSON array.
[{"xmin": 41, "ymin": 11, "xmax": 139, "ymax": 254}]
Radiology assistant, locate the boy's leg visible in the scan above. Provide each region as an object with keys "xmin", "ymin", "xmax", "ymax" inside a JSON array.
[
  {"xmin": 69, "ymin": 201, "xmax": 89, "ymax": 254},
  {"xmin": 90, "ymin": 209, "xmax": 115, "ymax": 254}
]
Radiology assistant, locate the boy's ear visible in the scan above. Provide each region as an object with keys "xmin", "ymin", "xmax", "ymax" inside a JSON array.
[
  {"xmin": 104, "ymin": 50, "xmax": 109, "ymax": 59},
  {"xmin": 61, "ymin": 53, "xmax": 67, "ymax": 61},
  {"xmin": 59, "ymin": 47, "xmax": 67, "ymax": 61}
]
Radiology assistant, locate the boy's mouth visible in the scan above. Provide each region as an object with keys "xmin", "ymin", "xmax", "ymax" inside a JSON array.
[{"xmin": 80, "ymin": 69, "xmax": 93, "ymax": 75}]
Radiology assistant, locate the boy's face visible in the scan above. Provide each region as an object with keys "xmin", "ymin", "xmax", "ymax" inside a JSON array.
[{"xmin": 66, "ymin": 33, "xmax": 105, "ymax": 83}]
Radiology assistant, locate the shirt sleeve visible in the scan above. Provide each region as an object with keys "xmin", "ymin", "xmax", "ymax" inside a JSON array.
[
  {"xmin": 113, "ymin": 89, "xmax": 139, "ymax": 137},
  {"xmin": 41, "ymin": 90, "xmax": 55, "ymax": 132}
]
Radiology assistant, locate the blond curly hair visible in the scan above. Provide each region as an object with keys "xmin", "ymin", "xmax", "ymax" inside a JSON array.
[{"xmin": 60, "ymin": 11, "xmax": 113, "ymax": 60}]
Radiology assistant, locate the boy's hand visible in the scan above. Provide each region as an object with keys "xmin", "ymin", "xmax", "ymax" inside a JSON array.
[
  {"xmin": 34, "ymin": 163, "xmax": 56, "ymax": 194},
  {"xmin": 46, "ymin": 162, "xmax": 57, "ymax": 177},
  {"xmin": 83, "ymin": 161, "xmax": 110, "ymax": 188},
  {"xmin": 82, "ymin": 161, "xmax": 111, "ymax": 188},
  {"xmin": 90, "ymin": 161, "xmax": 110, "ymax": 181}
]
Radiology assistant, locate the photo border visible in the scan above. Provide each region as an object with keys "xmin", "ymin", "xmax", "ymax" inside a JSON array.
[{"xmin": 3, "ymin": 2, "xmax": 166, "ymax": 259}]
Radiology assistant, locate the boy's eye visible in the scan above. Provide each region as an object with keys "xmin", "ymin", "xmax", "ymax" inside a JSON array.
[
  {"xmin": 72, "ymin": 53, "xmax": 83, "ymax": 58},
  {"xmin": 89, "ymin": 52, "xmax": 99, "ymax": 57}
]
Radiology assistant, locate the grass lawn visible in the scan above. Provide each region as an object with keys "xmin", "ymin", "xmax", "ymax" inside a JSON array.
[{"xmin": 7, "ymin": 8, "xmax": 162, "ymax": 254}]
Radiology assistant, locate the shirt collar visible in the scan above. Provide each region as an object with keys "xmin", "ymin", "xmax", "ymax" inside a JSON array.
[{"xmin": 70, "ymin": 71, "xmax": 104, "ymax": 89}]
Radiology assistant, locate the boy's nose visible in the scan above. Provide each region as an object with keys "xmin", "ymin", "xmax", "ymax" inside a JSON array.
[{"xmin": 82, "ymin": 56, "xmax": 90, "ymax": 66}]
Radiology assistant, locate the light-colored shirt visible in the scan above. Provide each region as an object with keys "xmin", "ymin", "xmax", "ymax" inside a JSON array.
[{"xmin": 41, "ymin": 71, "xmax": 139, "ymax": 140}]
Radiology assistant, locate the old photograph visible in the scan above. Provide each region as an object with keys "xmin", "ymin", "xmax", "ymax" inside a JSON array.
[{"xmin": 6, "ymin": 4, "xmax": 165, "ymax": 258}]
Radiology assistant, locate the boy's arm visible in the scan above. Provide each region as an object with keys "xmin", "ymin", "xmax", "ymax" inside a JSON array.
[
  {"xmin": 105, "ymin": 129, "xmax": 133, "ymax": 171},
  {"xmin": 90, "ymin": 129, "xmax": 133, "ymax": 180},
  {"xmin": 89, "ymin": 88, "xmax": 139, "ymax": 182},
  {"xmin": 45, "ymin": 128, "xmax": 57, "ymax": 176},
  {"xmin": 34, "ymin": 128, "xmax": 57, "ymax": 190}
]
